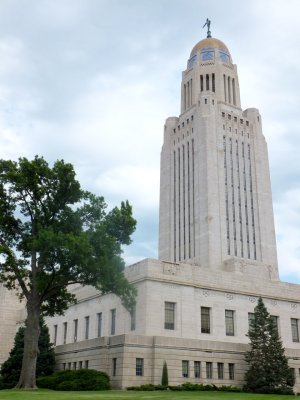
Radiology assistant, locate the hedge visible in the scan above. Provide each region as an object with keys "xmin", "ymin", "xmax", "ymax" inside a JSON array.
[{"xmin": 37, "ymin": 369, "xmax": 110, "ymax": 391}]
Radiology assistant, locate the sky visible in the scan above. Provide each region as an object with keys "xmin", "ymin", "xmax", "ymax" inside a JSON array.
[{"xmin": 0, "ymin": 0, "xmax": 299, "ymax": 283}]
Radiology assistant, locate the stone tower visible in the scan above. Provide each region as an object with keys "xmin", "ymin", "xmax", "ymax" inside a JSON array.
[{"xmin": 159, "ymin": 35, "xmax": 278, "ymax": 279}]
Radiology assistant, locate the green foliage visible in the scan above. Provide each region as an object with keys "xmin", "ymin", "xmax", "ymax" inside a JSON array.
[
  {"xmin": 127, "ymin": 383, "xmax": 241, "ymax": 392},
  {"xmin": 37, "ymin": 369, "xmax": 110, "ymax": 391},
  {"xmin": 0, "ymin": 156, "xmax": 136, "ymax": 387},
  {"xmin": 0, "ymin": 156, "xmax": 137, "ymax": 313},
  {"xmin": 161, "ymin": 361, "xmax": 169, "ymax": 386},
  {"xmin": 244, "ymin": 297, "xmax": 295, "ymax": 394},
  {"xmin": 0, "ymin": 318, "xmax": 55, "ymax": 388}
]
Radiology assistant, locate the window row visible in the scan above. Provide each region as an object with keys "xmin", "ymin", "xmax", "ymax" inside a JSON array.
[
  {"xmin": 53, "ymin": 307, "xmax": 136, "ymax": 345},
  {"xmin": 133, "ymin": 358, "xmax": 235, "ymax": 380},
  {"xmin": 221, "ymin": 112, "xmax": 249, "ymax": 126},
  {"xmin": 182, "ymin": 361, "xmax": 235, "ymax": 380},
  {"xmin": 164, "ymin": 302, "xmax": 300, "ymax": 342},
  {"xmin": 62, "ymin": 360, "xmax": 89, "ymax": 370},
  {"xmin": 173, "ymin": 115, "xmax": 194, "ymax": 133}
]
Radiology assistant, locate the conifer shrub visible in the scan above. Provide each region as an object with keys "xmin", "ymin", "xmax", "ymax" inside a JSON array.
[{"xmin": 161, "ymin": 361, "xmax": 168, "ymax": 386}]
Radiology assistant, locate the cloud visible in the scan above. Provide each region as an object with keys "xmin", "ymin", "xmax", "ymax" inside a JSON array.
[{"xmin": 0, "ymin": 0, "xmax": 299, "ymax": 282}]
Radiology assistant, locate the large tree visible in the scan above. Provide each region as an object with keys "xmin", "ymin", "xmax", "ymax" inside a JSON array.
[
  {"xmin": 244, "ymin": 297, "xmax": 294, "ymax": 393},
  {"xmin": 0, "ymin": 156, "xmax": 136, "ymax": 389},
  {"xmin": 1, "ymin": 318, "xmax": 55, "ymax": 388}
]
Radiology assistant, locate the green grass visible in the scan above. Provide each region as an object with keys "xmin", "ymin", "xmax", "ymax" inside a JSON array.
[{"xmin": 0, "ymin": 390, "xmax": 296, "ymax": 400}]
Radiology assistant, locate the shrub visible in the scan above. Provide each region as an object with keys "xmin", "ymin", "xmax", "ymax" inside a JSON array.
[
  {"xmin": 126, "ymin": 382, "xmax": 242, "ymax": 392},
  {"xmin": 37, "ymin": 369, "xmax": 110, "ymax": 391},
  {"xmin": 218, "ymin": 385, "xmax": 242, "ymax": 392}
]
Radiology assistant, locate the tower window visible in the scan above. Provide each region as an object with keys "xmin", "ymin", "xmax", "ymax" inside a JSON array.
[
  {"xmin": 206, "ymin": 74, "xmax": 209, "ymax": 90},
  {"xmin": 204, "ymin": 98, "xmax": 207, "ymax": 104},
  {"xmin": 201, "ymin": 307, "xmax": 211, "ymax": 333},
  {"xmin": 212, "ymin": 73, "xmax": 215, "ymax": 92},
  {"xmin": 291, "ymin": 318, "xmax": 299, "ymax": 342},
  {"xmin": 225, "ymin": 310, "xmax": 235, "ymax": 336},
  {"xmin": 164, "ymin": 301, "xmax": 176, "ymax": 330},
  {"xmin": 200, "ymin": 75, "xmax": 204, "ymax": 91}
]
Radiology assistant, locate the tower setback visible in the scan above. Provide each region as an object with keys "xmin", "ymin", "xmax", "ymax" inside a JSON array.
[{"xmin": 159, "ymin": 37, "xmax": 278, "ymax": 279}]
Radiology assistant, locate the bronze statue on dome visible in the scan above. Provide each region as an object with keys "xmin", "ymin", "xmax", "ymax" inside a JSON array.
[{"xmin": 203, "ymin": 18, "xmax": 212, "ymax": 38}]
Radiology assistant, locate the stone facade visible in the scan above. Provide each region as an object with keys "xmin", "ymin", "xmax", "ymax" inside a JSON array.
[{"xmin": 47, "ymin": 258, "xmax": 300, "ymax": 390}]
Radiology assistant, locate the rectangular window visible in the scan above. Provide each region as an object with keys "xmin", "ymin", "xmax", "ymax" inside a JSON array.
[
  {"xmin": 164, "ymin": 302, "xmax": 175, "ymax": 330},
  {"xmin": 111, "ymin": 309, "xmax": 116, "ymax": 335},
  {"xmin": 85, "ymin": 316, "xmax": 90, "ymax": 340},
  {"xmin": 63, "ymin": 322, "xmax": 67, "ymax": 344},
  {"xmin": 79, "ymin": 361, "xmax": 82, "ymax": 369},
  {"xmin": 85, "ymin": 360, "xmax": 89, "ymax": 369},
  {"xmin": 212, "ymin": 73, "xmax": 215, "ymax": 92},
  {"xmin": 73, "ymin": 362, "xmax": 77, "ymax": 370},
  {"xmin": 270, "ymin": 315, "xmax": 279, "ymax": 333},
  {"xmin": 217, "ymin": 363, "xmax": 224, "ymax": 379},
  {"xmin": 73, "ymin": 319, "xmax": 78, "ymax": 342},
  {"xmin": 229, "ymin": 363, "xmax": 235, "ymax": 380},
  {"xmin": 68, "ymin": 362, "xmax": 71, "ymax": 370},
  {"xmin": 200, "ymin": 75, "xmax": 203, "ymax": 91},
  {"xmin": 248, "ymin": 312, "xmax": 255, "ymax": 329},
  {"xmin": 112, "ymin": 358, "xmax": 117, "ymax": 377},
  {"xmin": 225, "ymin": 310, "xmax": 235, "ymax": 336},
  {"xmin": 291, "ymin": 318, "xmax": 299, "ymax": 342},
  {"xmin": 53, "ymin": 325, "xmax": 58, "ymax": 345},
  {"xmin": 290, "ymin": 368, "xmax": 295, "ymax": 379},
  {"xmin": 194, "ymin": 361, "xmax": 201, "ymax": 378},
  {"xmin": 97, "ymin": 312, "xmax": 102, "ymax": 337},
  {"xmin": 206, "ymin": 362, "xmax": 212, "ymax": 379},
  {"xmin": 201, "ymin": 307, "xmax": 210, "ymax": 333},
  {"xmin": 131, "ymin": 306, "xmax": 136, "ymax": 331},
  {"xmin": 63, "ymin": 363, "xmax": 66, "ymax": 370},
  {"xmin": 182, "ymin": 360, "xmax": 189, "ymax": 378},
  {"xmin": 136, "ymin": 358, "xmax": 144, "ymax": 376}
]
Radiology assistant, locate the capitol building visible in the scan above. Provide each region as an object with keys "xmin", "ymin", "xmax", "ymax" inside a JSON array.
[{"xmin": 1, "ymin": 29, "xmax": 300, "ymax": 390}]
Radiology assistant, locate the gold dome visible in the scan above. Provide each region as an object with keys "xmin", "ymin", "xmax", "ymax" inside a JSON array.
[{"xmin": 190, "ymin": 37, "xmax": 230, "ymax": 57}]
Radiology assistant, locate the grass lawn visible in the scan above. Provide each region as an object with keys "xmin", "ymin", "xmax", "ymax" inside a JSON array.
[{"xmin": 0, "ymin": 390, "xmax": 296, "ymax": 400}]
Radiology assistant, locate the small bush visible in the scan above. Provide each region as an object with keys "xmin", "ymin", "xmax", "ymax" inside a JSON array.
[
  {"xmin": 127, "ymin": 382, "xmax": 242, "ymax": 392},
  {"xmin": 37, "ymin": 369, "xmax": 110, "ymax": 391},
  {"xmin": 218, "ymin": 385, "xmax": 242, "ymax": 392}
]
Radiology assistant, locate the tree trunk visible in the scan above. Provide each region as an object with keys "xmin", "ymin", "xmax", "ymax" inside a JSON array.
[{"xmin": 15, "ymin": 296, "xmax": 41, "ymax": 389}]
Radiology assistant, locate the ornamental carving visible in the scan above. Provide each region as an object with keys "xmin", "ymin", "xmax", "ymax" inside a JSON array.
[
  {"xmin": 291, "ymin": 303, "xmax": 298, "ymax": 310},
  {"xmin": 203, "ymin": 289, "xmax": 210, "ymax": 297},
  {"xmin": 226, "ymin": 293, "xmax": 234, "ymax": 300},
  {"xmin": 249, "ymin": 296, "xmax": 256, "ymax": 303},
  {"xmin": 163, "ymin": 264, "xmax": 179, "ymax": 276}
]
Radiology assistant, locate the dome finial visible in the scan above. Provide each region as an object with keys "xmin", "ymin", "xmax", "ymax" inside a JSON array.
[{"xmin": 202, "ymin": 18, "xmax": 212, "ymax": 38}]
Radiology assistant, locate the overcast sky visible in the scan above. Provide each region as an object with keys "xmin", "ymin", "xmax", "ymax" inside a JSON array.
[{"xmin": 0, "ymin": 0, "xmax": 299, "ymax": 283}]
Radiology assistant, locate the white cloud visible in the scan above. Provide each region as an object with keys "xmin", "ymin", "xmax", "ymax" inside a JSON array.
[{"xmin": 0, "ymin": 0, "xmax": 299, "ymax": 282}]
